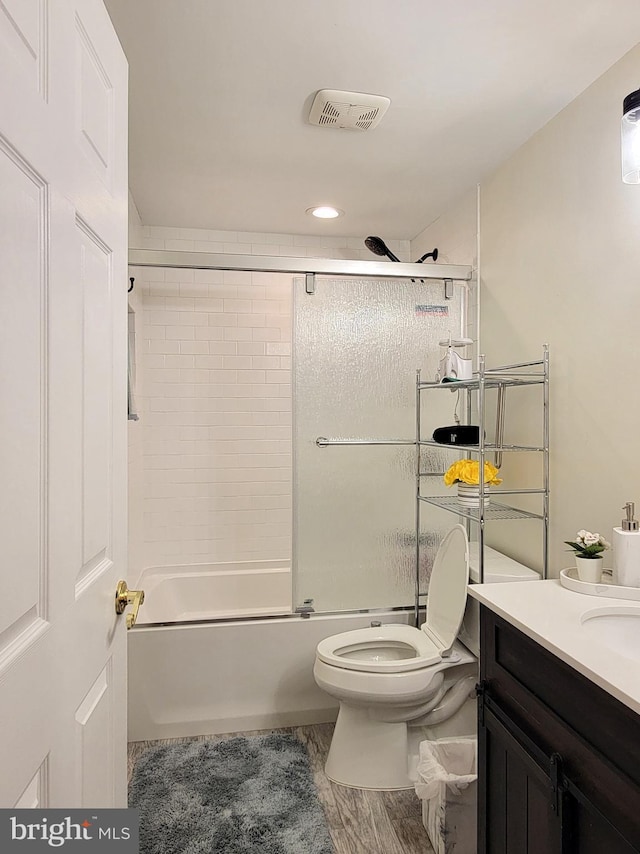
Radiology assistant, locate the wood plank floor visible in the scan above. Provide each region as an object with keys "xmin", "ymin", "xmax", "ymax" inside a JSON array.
[{"xmin": 128, "ymin": 723, "xmax": 435, "ymax": 854}]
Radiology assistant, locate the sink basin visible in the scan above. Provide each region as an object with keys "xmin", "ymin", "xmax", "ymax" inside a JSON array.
[{"xmin": 580, "ymin": 606, "xmax": 640, "ymax": 662}]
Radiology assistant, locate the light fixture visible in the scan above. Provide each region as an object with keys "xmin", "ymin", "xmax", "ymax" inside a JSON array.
[
  {"xmin": 306, "ymin": 206, "xmax": 343, "ymax": 219},
  {"xmin": 622, "ymin": 87, "xmax": 640, "ymax": 183}
]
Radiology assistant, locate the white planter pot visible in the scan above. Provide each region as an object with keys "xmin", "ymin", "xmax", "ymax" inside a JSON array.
[
  {"xmin": 575, "ymin": 556, "xmax": 603, "ymax": 583},
  {"xmin": 457, "ymin": 483, "xmax": 491, "ymax": 507}
]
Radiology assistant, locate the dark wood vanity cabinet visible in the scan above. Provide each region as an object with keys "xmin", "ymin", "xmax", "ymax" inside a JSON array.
[{"xmin": 478, "ymin": 606, "xmax": 640, "ymax": 854}]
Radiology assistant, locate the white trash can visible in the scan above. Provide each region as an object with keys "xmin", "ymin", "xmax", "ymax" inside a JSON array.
[{"xmin": 414, "ymin": 737, "xmax": 477, "ymax": 854}]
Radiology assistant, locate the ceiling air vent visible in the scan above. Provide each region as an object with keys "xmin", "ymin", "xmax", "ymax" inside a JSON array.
[{"xmin": 308, "ymin": 89, "xmax": 390, "ymax": 131}]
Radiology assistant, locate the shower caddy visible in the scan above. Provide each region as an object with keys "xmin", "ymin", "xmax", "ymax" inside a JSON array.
[{"xmin": 414, "ymin": 345, "xmax": 549, "ymax": 625}]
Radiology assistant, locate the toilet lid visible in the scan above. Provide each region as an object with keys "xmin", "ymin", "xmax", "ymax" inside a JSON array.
[{"xmin": 422, "ymin": 524, "xmax": 470, "ymax": 655}]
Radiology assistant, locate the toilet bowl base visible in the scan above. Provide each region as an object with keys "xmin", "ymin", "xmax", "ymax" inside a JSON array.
[{"xmin": 325, "ymin": 703, "xmax": 415, "ymax": 790}]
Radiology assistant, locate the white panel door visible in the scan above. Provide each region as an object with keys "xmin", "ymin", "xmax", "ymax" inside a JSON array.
[{"xmin": 0, "ymin": 0, "xmax": 129, "ymax": 807}]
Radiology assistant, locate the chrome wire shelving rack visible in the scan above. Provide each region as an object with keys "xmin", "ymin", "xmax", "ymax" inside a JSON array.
[{"xmin": 414, "ymin": 345, "xmax": 549, "ymax": 624}]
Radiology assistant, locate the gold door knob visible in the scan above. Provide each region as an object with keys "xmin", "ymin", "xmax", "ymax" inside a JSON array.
[{"xmin": 115, "ymin": 581, "xmax": 145, "ymax": 629}]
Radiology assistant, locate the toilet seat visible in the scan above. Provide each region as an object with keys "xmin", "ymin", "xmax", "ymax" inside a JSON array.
[
  {"xmin": 316, "ymin": 624, "xmax": 447, "ymax": 673},
  {"xmin": 316, "ymin": 525, "xmax": 470, "ymax": 674},
  {"xmin": 422, "ymin": 524, "xmax": 470, "ymax": 656}
]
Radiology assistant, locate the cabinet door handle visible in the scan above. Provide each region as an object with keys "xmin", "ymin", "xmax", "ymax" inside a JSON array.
[{"xmin": 549, "ymin": 752, "xmax": 567, "ymax": 816}]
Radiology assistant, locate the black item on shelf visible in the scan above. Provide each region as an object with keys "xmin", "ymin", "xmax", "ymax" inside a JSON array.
[{"xmin": 432, "ymin": 425, "xmax": 480, "ymax": 445}]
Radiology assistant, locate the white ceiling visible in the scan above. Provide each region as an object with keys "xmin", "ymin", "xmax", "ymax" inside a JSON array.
[{"xmin": 104, "ymin": 0, "xmax": 640, "ymax": 240}]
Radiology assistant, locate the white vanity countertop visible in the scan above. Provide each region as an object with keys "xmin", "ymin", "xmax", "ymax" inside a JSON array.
[{"xmin": 469, "ymin": 579, "xmax": 640, "ymax": 715}]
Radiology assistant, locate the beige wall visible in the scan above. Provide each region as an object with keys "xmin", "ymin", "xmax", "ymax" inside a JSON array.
[
  {"xmin": 128, "ymin": 190, "xmax": 143, "ymax": 248},
  {"xmin": 412, "ymin": 187, "xmax": 479, "ymax": 349},
  {"xmin": 412, "ymin": 187, "xmax": 478, "ymax": 269},
  {"xmin": 480, "ymin": 43, "xmax": 640, "ymax": 575}
]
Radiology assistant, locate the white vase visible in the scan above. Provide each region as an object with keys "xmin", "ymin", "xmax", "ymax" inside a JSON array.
[
  {"xmin": 575, "ymin": 555, "xmax": 603, "ymax": 583},
  {"xmin": 457, "ymin": 483, "xmax": 491, "ymax": 507}
]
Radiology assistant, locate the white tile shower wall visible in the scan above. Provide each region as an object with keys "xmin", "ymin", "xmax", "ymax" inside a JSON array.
[
  {"xmin": 138, "ymin": 267, "xmax": 293, "ymax": 568},
  {"xmin": 128, "ymin": 221, "xmax": 410, "ymax": 574},
  {"xmin": 130, "ymin": 224, "xmax": 411, "ymax": 263}
]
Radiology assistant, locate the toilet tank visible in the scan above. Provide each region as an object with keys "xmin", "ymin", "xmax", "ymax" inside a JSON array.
[{"xmin": 459, "ymin": 543, "xmax": 540, "ymax": 656}]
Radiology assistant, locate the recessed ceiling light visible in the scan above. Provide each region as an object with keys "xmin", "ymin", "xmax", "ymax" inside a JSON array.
[{"xmin": 306, "ymin": 206, "xmax": 344, "ymax": 219}]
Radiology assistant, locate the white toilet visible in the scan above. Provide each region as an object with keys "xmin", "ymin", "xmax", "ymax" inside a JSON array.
[{"xmin": 313, "ymin": 524, "xmax": 478, "ymax": 790}]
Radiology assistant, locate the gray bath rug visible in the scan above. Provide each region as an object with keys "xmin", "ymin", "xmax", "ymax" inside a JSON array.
[{"xmin": 129, "ymin": 732, "xmax": 334, "ymax": 854}]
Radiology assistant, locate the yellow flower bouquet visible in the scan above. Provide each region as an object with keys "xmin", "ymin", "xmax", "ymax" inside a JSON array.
[{"xmin": 443, "ymin": 459, "xmax": 502, "ymax": 487}]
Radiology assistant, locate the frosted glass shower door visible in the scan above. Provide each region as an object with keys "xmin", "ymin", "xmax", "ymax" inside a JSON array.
[{"xmin": 293, "ymin": 276, "xmax": 466, "ymax": 612}]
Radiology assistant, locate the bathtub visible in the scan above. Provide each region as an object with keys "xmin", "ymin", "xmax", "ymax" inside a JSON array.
[
  {"xmin": 135, "ymin": 559, "xmax": 293, "ymax": 624},
  {"xmin": 128, "ymin": 606, "xmax": 412, "ymax": 741}
]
